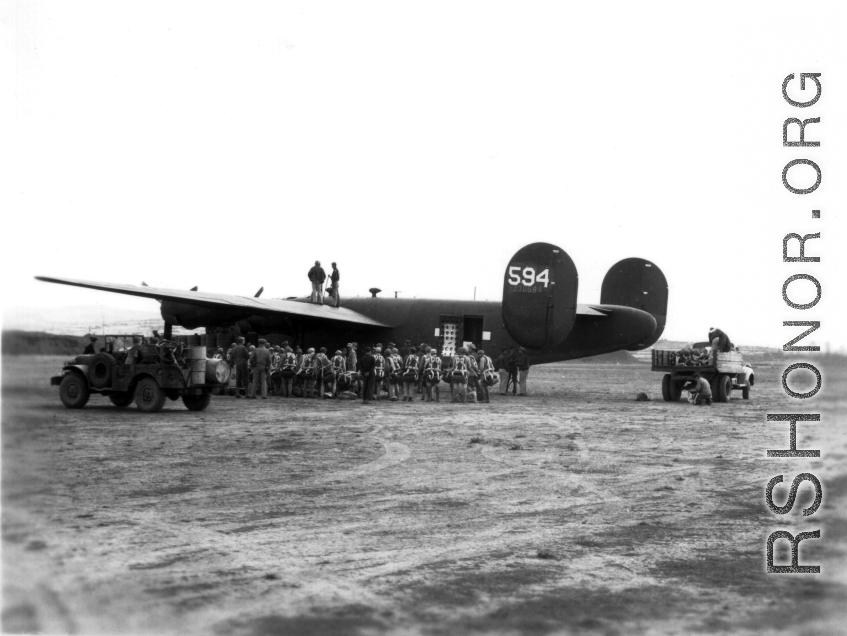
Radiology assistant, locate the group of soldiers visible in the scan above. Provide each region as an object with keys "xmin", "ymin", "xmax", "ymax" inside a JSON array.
[{"xmin": 221, "ymin": 338, "xmax": 531, "ymax": 403}]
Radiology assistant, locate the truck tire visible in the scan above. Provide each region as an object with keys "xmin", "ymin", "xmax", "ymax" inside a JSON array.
[
  {"xmin": 661, "ymin": 374, "xmax": 672, "ymax": 401},
  {"xmin": 183, "ymin": 392, "xmax": 212, "ymax": 412},
  {"xmin": 109, "ymin": 392, "xmax": 134, "ymax": 407},
  {"xmin": 717, "ymin": 375, "xmax": 732, "ymax": 403},
  {"xmin": 89, "ymin": 353, "xmax": 116, "ymax": 389},
  {"xmin": 135, "ymin": 377, "xmax": 166, "ymax": 413},
  {"xmin": 60, "ymin": 373, "xmax": 90, "ymax": 409}
]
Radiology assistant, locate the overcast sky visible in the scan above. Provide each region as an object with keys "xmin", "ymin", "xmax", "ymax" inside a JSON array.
[{"xmin": 3, "ymin": 2, "xmax": 845, "ymax": 350}]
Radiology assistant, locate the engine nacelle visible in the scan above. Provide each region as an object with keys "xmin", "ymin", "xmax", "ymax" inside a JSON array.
[
  {"xmin": 600, "ymin": 257, "xmax": 668, "ymax": 350},
  {"xmin": 501, "ymin": 242, "xmax": 578, "ymax": 350}
]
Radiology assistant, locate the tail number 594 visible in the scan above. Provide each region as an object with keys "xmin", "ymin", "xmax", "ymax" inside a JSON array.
[{"xmin": 508, "ymin": 267, "xmax": 549, "ymax": 287}]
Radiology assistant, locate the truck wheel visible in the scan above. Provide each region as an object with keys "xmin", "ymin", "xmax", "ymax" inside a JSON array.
[
  {"xmin": 717, "ymin": 375, "xmax": 732, "ymax": 403},
  {"xmin": 88, "ymin": 353, "xmax": 116, "ymax": 389},
  {"xmin": 183, "ymin": 392, "xmax": 212, "ymax": 412},
  {"xmin": 742, "ymin": 385, "xmax": 750, "ymax": 400},
  {"xmin": 661, "ymin": 374, "xmax": 673, "ymax": 401},
  {"xmin": 60, "ymin": 373, "xmax": 90, "ymax": 409},
  {"xmin": 109, "ymin": 392, "xmax": 134, "ymax": 408},
  {"xmin": 135, "ymin": 377, "xmax": 166, "ymax": 413}
]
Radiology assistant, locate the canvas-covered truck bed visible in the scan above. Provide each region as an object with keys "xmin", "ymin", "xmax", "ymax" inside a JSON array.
[{"xmin": 651, "ymin": 349, "xmax": 753, "ymax": 402}]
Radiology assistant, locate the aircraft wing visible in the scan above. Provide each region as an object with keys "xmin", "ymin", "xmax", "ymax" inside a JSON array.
[{"xmin": 35, "ymin": 276, "xmax": 391, "ymax": 328}]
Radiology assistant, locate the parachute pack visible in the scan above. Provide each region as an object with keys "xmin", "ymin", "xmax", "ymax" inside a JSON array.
[
  {"xmin": 403, "ymin": 354, "xmax": 419, "ymax": 381},
  {"xmin": 374, "ymin": 354, "xmax": 385, "ymax": 379},
  {"xmin": 451, "ymin": 355, "xmax": 469, "ymax": 381},
  {"xmin": 424, "ymin": 367, "xmax": 442, "ymax": 384}
]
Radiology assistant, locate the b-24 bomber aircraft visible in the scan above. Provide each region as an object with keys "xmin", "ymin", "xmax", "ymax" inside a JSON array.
[{"xmin": 37, "ymin": 242, "xmax": 668, "ymax": 363}]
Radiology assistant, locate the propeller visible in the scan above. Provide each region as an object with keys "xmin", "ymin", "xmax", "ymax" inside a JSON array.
[{"xmin": 254, "ymin": 287, "xmax": 264, "ymax": 298}]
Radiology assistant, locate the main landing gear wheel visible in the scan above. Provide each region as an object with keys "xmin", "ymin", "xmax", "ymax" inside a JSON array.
[
  {"xmin": 182, "ymin": 392, "xmax": 212, "ymax": 412},
  {"xmin": 109, "ymin": 392, "xmax": 134, "ymax": 407},
  {"xmin": 135, "ymin": 377, "xmax": 166, "ymax": 413},
  {"xmin": 60, "ymin": 373, "xmax": 90, "ymax": 409},
  {"xmin": 716, "ymin": 375, "xmax": 732, "ymax": 403}
]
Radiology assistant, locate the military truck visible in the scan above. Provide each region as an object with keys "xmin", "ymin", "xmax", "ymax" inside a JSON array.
[
  {"xmin": 51, "ymin": 340, "xmax": 229, "ymax": 413},
  {"xmin": 651, "ymin": 342, "xmax": 754, "ymax": 403}
]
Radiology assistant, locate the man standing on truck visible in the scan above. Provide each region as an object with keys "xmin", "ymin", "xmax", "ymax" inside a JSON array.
[
  {"xmin": 308, "ymin": 260, "xmax": 327, "ymax": 304},
  {"xmin": 708, "ymin": 327, "xmax": 733, "ymax": 363}
]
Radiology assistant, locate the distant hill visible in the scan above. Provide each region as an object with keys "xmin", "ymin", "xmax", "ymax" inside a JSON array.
[
  {"xmin": 2, "ymin": 330, "xmax": 89, "ymax": 356},
  {"xmin": 2, "ymin": 305, "xmax": 194, "ymax": 338}
]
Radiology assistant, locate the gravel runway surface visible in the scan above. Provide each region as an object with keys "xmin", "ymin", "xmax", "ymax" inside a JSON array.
[{"xmin": 3, "ymin": 356, "xmax": 846, "ymax": 635}]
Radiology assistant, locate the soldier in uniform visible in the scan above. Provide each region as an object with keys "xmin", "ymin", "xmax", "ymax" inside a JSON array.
[
  {"xmin": 329, "ymin": 262, "xmax": 341, "ymax": 308},
  {"xmin": 330, "ymin": 349, "xmax": 346, "ymax": 397},
  {"xmin": 466, "ymin": 347, "xmax": 482, "ymax": 402},
  {"xmin": 269, "ymin": 346, "xmax": 283, "ymax": 395},
  {"xmin": 83, "ymin": 336, "xmax": 97, "ymax": 354},
  {"xmin": 384, "ymin": 349, "xmax": 399, "ymax": 401},
  {"xmin": 299, "ymin": 348, "xmax": 317, "ymax": 398},
  {"xmin": 248, "ymin": 339, "xmax": 272, "ymax": 399},
  {"xmin": 313, "ymin": 347, "xmax": 332, "ymax": 399},
  {"xmin": 506, "ymin": 347, "xmax": 519, "ymax": 395},
  {"xmin": 230, "ymin": 337, "xmax": 250, "ymax": 398},
  {"xmin": 416, "ymin": 346, "xmax": 429, "ymax": 400},
  {"xmin": 402, "ymin": 347, "xmax": 420, "ymax": 402},
  {"xmin": 308, "ymin": 260, "xmax": 327, "ymax": 304},
  {"xmin": 516, "ymin": 347, "xmax": 531, "ymax": 396},
  {"xmin": 476, "ymin": 348, "xmax": 495, "ymax": 404},
  {"xmin": 372, "ymin": 347, "xmax": 387, "ymax": 400},
  {"xmin": 448, "ymin": 347, "xmax": 471, "ymax": 403},
  {"xmin": 346, "ymin": 343, "xmax": 360, "ymax": 396},
  {"xmin": 388, "ymin": 348, "xmax": 403, "ymax": 401},
  {"xmin": 360, "ymin": 346, "xmax": 376, "ymax": 404},
  {"xmin": 280, "ymin": 346, "xmax": 297, "ymax": 397},
  {"xmin": 422, "ymin": 348, "xmax": 443, "ymax": 402}
]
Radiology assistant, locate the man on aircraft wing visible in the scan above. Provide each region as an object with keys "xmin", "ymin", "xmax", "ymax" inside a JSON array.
[{"xmin": 308, "ymin": 260, "xmax": 327, "ymax": 304}]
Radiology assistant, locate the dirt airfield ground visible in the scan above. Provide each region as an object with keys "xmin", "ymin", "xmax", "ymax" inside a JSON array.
[{"xmin": 2, "ymin": 355, "xmax": 846, "ymax": 636}]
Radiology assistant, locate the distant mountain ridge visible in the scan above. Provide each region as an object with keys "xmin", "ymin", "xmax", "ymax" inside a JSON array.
[{"xmin": 2, "ymin": 305, "xmax": 194, "ymax": 338}]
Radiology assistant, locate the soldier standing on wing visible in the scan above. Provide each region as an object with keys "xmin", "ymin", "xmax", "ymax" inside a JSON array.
[{"xmin": 308, "ymin": 260, "xmax": 327, "ymax": 304}]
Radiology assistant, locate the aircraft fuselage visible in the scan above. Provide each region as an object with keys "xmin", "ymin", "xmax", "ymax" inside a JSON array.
[{"xmin": 163, "ymin": 295, "xmax": 656, "ymax": 362}]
